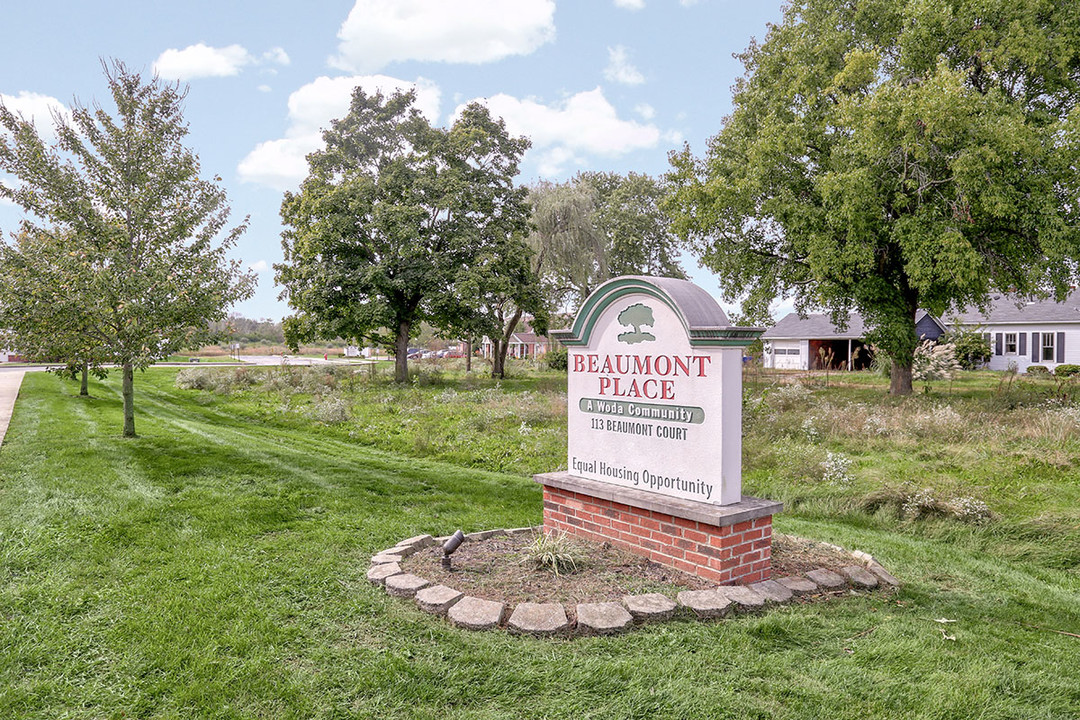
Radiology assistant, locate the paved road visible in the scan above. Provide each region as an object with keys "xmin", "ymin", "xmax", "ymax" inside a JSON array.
[{"xmin": 0, "ymin": 370, "xmax": 24, "ymax": 450}]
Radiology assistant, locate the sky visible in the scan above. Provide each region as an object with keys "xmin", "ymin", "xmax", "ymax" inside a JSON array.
[{"xmin": 0, "ymin": 0, "xmax": 787, "ymax": 323}]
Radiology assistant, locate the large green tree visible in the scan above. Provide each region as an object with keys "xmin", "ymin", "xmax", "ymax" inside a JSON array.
[
  {"xmin": 529, "ymin": 172, "xmax": 685, "ymax": 314},
  {"xmin": 0, "ymin": 61, "xmax": 255, "ymax": 434},
  {"xmin": 666, "ymin": 0, "xmax": 1080, "ymax": 394},
  {"xmin": 276, "ymin": 89, "xmax": 533, "ymax": 382}
]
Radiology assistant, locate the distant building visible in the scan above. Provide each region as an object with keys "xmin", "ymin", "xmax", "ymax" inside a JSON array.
[
  {"xmin": 949, "ymin": 291, "xmax": 1080, "ymax": 372},
  {"xmin": 761, "ymin": 292, "xmax": 1080, "ymax": 373},
  {"xmin": 480, "ymin": 323, "xmax": 549, "ymax": 360}
]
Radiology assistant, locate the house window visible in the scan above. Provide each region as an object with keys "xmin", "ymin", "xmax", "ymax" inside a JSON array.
[
  {"xmin": 1042, "ymin": 333, "xmax": 1055, "ymax": 362},
  {"xmin": 1005, "ymin": 333, "xmax": 1018, "ymax": 354}
]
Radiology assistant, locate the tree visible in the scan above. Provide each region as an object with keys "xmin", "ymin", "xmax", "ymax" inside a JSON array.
[
  {"xmin": 276, "ymin": 89, "xmax": 532, "ymax": 383},
  {"xmin": 0, "ymin": 228, "xmax": 110, "ymax": 396},
  {"xmin": 665, "ymin": 0, "xmax": 1080, "ymax": 394},
  {"xmin": 0, "ymin": 61, "xmax": 255, "ymax": 435},
  {"xmin": 528, "ymin": 172, "xmax": 686, "ymax": 314}
]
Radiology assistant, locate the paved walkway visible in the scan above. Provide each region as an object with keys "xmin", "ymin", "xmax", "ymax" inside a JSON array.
[{"xmin": 0, "ymin": 370, "xmax": 25, "ymax": 450}]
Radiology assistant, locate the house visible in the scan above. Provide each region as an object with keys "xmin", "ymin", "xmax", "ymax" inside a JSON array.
[
  {"xmin": 947, "ymin": 291, "xmax": 1080, "ymax": 373},
  {"xmin": 762, "ymin": 291, "xmax": 1080, "ymax": 373},
  {"xmin": 479, "ymin": 324, "xmax": 549, "ymax": 360},
  {"xmin": 762, "ymin": 310, "xmax": 945, "ymax": 371}
]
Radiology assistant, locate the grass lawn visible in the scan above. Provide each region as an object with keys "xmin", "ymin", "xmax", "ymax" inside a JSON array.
[{"xmin": 0, "ymin": 367, "xmax": 1078, "ymax": 719}]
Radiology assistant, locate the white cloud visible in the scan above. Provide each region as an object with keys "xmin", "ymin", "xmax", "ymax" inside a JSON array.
[
  {"xmin": 262, "ymin": 47, "xmax": 290, "ymax": 66},
  {"xmin": 154, "ymin": 43, "xmax": 254, "ymax": 80},
  {"xmin": 331, "ymin": 0, "xmax": 556, "ymax": 72},
  {"xmin": 0, "ymin": 91, "xmax": 69, "ymax": 140},
  {"xmin": 634, "ymin": 103, "xmax": 656, "ymax": 120},
  {"xmin": 614, "ymin": 0, "xmax": 645, "ymax": 9},
  {"xmin": 249, "ymin": 260, "xmax": 270, "ymax": 272},
  {"xmin": 238, "ymin": 74, "xmax": 441, "ymax": 191},
  {"xmin": 604, "ymin": 46, "xmax": 645, "ymax": 86},
  {"xmin": 257, "ymin": 84, "xmax": 272, "ymax": 93},
  {"xmin": 457, "ymin": 87, "xmax": 660, "ymax": 177},
  {"xmin": 154, "ymin": 43, "xmax": 291, "ymax": 81}
]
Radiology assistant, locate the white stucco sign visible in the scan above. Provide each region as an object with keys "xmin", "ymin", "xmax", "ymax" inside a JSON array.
[{"xmin": 551, "ymin": 277, "xmax": 762, "ymax": 506}]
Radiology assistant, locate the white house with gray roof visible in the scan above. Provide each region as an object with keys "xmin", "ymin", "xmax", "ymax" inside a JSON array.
[
  {"xmin": 947, "ymin": 291, "xmax": 1080, "ymax": 373},
  {"xmin": 762, "ymin": 292, "xmax": 1080, "ymax": 373},
  {"xmin": 762, "ymin": 310, "xmax": 945, "ymax": 371}
]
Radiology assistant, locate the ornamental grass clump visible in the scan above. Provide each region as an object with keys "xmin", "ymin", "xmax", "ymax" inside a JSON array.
[{"xmin": 524, "ymin": 532, "xmax": 587, "ymax": 577}]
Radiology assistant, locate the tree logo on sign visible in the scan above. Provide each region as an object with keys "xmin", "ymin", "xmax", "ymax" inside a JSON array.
[{"xmin": 617, "ymin": 303, "xmax": 656, "ymax": 344}]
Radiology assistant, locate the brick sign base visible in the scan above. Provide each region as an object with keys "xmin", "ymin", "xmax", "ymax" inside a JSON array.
[{"xmin": 535, "ymin": 472, "xmax": 783, "ymax": 585}]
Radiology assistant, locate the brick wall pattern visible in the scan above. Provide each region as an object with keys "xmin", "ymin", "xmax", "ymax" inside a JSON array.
[{"xmin": 543, "ymin": 486, "xmax": 773, "ymax": 585}]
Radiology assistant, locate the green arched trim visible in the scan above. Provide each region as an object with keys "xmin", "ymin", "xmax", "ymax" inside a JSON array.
[{"xmin": 550, "ymin": 277, "xmax": 762, "ymax": 348}]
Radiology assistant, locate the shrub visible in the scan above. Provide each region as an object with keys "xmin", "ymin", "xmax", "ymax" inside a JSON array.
[
  {"xmin": 523, "ymin": 532, "xmax": 586, "ymax": 577},
  {"xmin": 175, "ymin": 368, "xmax": 215, "ymax": 390},
  {"xmin": 546, "ymin": 346, "xmax": 568, "ymax": 371},
  {"xmin": 947, "ymin": 327, "xmax": 991, "ymax": 370},
  {"xmin": 1026, "ymin": 365, "xmax": 1050, "ymax": 376},
  {"xmin": 1054, "ymin": 364, "xmax": 1080, "ymax": 377},
  {"xmin": 912, "ymin": 340, "xmax": 961, "ymax": 384},
  {"xmin": 309, "ymin": 394, "xmax": 351, "ymax": 424}
]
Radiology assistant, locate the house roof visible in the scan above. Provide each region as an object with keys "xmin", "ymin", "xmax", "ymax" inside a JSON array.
[
  {"xmin": 763, "ymin": 312, "xmax": 869, "ymax": 340},
  {"xmin": 949, "ymin": 291, "xmax": 1080, "ymax": 325}
]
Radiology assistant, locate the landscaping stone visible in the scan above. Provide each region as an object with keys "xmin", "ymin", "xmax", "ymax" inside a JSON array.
[
  {"xmin": 576, "ymin": 602, "xmax": 634, "ymax": 635},
  {"xmin": 384, "ymin": 573, "xmax": 430, "ymax": 598},
  {"xmin": 447, "ymin": 596, "xmax": 506, "ymax": 631},
  {"xmin": 839, "ymin": 565, "xmax": 879, "ymax": 589},
  {"xmin": 366, "ymin": 562, "xmax": 402, "ymax": 585},
  {"xmin": 508, "ymin": 602, "xmax": 570, "ymax": 636},
  {"xmin": 505, "ymin": 527, "xmax": 537, "ymax": 538},
  {"xmin": 370, "ymin": 552, "xmax": 407, "ymax": 565},
  {"xmin": 776, "ymin": 575, "xmax": 818, "ymax": 595},
  {"xmin": 851, "ymin": 550, "xmax": 876, "ymax": 564},
  {"xmin": 677, "ymin": 588, "xmax": 732, "ymax": 619},
  {"xmin": 868, "ymin": 562, "xmax": 901, "ymax": 587},
  {"xmin": 396, "ymin": 534, "xmax": 435, "ymax": 551},
  {"xmin": 749, "ymin": 579, "xmax": 793, "ymax": 604},
  {"xmin": 622, "ymin": 593, "xmax": 678, "ymax": 621},
  {"xmin": 415, "ymin": 585, "xmax": 463, "ymax": 615},
  {"xmin": 716, "ymin": 585, "xmax": 766, "ymax": 612},
  {"xmin": 464, "ymin": 529, "xmax": 507, "ymax": 542},
  {"xmin": 806, "ymin": 568, "xmax": 847, "ymax": 590},
  {"xmin": 384, "ymin": 544, "xmax": 421, "ymax": 558}
]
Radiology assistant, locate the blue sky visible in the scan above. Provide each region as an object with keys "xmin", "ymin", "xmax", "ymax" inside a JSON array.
[{"xmin": 1, "ymin": 0, "xmax": 786, "ymax": 322}]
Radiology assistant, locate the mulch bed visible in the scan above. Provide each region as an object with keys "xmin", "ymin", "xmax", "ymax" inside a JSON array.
[{"xmin": 400, "ymin": 532, "xmax": 858, "ymax": 607}]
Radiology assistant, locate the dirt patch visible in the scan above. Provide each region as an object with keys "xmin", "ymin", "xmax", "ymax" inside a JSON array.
[{"xmin": 400, "ymin": 532, "xmax": 859, "ymax": 607}]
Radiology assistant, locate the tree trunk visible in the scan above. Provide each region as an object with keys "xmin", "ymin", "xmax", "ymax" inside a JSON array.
[
  {"xmin": 465, "ymin": 340, "xmax": 472, "ymax": 372},
  {"xmin": 888, "ymin": 292, "xmax": 919, "ymax": 396},
  {"xmin": 394, "ymin": 321, "xmax": 411, "ymax": 383},
  {"xmin": 491, "ymin": 339, "xmax": 506, "ymax": 378},
  {"xmin": 492, "ymin": 308, "xmax": 524, "ymax": 379},
  {"xmin": 890, "ymin": 362, "xmax": 913, "ymax": 395},
  {"xmin": 80, "ymin": 363, "xmax": 89, "ymax": 396},
  {"xmin": 122, "ymin": 363, "xmax": 136, "ymax": 437}
]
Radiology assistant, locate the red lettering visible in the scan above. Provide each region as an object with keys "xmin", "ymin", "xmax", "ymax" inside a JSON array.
[
  {"xmin": 600, "ymin": 355, "xmax": 613, "ymax": 374},
  {"xmin": 598, "ymin": 377, "xmax": 611, "ymax": 395},
  {"xmin": 661, "ymin": 380, "xmax": 675, "ymax": 400},
  {"xmin": 673, "ymin": 356, "xmax": 690, "ymax": 377},
  {"xmin": 694, "ymin": 356, "xmax": 711, "ymax": 377},
  {"xmin": 643, "ymin": 379, "xmax": 658, "ymax": 399},
  {"xmin": 633, "ymin": 356, "xmax": 651, "ymax": 375},
  {"xmin": 615, "ymin": 355, "xmax": 630, "ymax": 374},
  {"xmin": 573, "ymin": 354, "xmax": 585, "ymax": 373},
  {"xmin": 588, "ymin": 354, "xmax": 599, "ymax": 373},
  {"xmin": 654, "ymin": 356, "xmax": 672, "ymax": 376}
]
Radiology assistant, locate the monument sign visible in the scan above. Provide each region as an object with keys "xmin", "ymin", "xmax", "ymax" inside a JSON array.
[
  {"xmin": 554, "ymin": 276, "xmax": 759, "ymax": 505},
  {"xmin": 536, "ymin": 276, "xmax": 782, "ymax": 585}
]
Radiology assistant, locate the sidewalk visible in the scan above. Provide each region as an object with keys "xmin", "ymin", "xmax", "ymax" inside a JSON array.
[{"xmin": 0, "ymin": 370, "xmax": 25, "ymax": 450}]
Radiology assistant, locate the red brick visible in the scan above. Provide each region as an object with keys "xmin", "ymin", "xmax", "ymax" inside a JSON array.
[
  {"xmin": 683, "ymin": 528, "xmax": 708, "ymax": 544},
  {"xmin": 673, "ymin": 516, "xmax": 699, "ymax": 530},
  {"xmin": 742, "ymin": 529, "xmax": 764, "ymax": 542},
  {"xmin": 638, "ymin": 517, "xmax": 661, "ymax": 531},
  {"xmin": 752, "ymin": 538, "xmax": 770, "ymax": 551}
]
